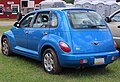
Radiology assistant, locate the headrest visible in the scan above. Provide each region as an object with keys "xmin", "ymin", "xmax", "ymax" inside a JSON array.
[{"xmin": 42, "ymin": 15, "xmax": 48, "ymax": 22}]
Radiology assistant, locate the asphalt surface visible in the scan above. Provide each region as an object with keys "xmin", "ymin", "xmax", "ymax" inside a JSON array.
[{"xmin": 0, "ymin": 21, "xmax": 15, "ymax": 26}]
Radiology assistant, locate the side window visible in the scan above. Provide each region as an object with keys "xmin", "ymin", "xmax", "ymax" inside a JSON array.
[
  {"xmin": 11, "ymin": 5, "xmax": 19, "ymax": 14},
  {"xmin": 111, "ymin": 12, "xmax": 120, "ymax": 22},
  {"xmin": 0, "ymin": 5, "xmax": 3, "ymax": 14},
  {"xmin": 50, "ymin": 12, "xmax": 58, "ymax": 27},
  {"xmin": 20, "ymin": 13, "xmax": 35, "ymax": 27},
  {"xmin": 33, "ymin": 12, "xmax": 49, "ymax": 28}
]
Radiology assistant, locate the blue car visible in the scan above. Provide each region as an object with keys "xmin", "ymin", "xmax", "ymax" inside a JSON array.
[{"xmin": 1, "ymin": 8, "xmax": 119, "ymax": 74}]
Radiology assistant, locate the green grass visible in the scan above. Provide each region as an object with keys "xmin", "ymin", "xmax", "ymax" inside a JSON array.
[
  {"xmin": 0, "ymin": 26, "xmax": 120, "ymax": 82},
  {"xmin": 0, "ymin": 18, "xmax": 16, "ymax": 21},
  {"xmin": 0, "ymin": 26, "xmax": 11, "ymax": 35},
  {"xmin": 0, "ymin": 51, "xmax": 120, "ymax": 82}
]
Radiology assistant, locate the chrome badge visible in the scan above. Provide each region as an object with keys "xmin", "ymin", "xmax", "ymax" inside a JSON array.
[{"xmin": 91, "ymin": 41, "xmax": 100, "ymax": 45}]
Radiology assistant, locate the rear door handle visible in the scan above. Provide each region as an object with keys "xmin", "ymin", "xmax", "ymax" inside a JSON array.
[
  {"xmin": 42, "ymin": 32, "xmax": 48, "ymax": 35},
  {"xmin": 118, "ymin": 26, "xmax": 120, "ymax": 28}
]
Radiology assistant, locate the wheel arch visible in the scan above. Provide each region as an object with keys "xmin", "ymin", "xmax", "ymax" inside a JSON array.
[
  {"xmin": 40, "ymin": 45, "xmax": 57, "ymax": 60},
  {"xmin": 1, "ymin": 35, "xmax": 8, "ymax": 48},
  {"xmin": 1, "ymin": 31, "xmax": 16, "ymax": 51},
  {"xmin": 1, "ymin": 35, "xmax": 8, "ymax": 42}
]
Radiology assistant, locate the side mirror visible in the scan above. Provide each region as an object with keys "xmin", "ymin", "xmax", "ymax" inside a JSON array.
[
  {"xmin": 14, "ymin": 22, "xmax": 20, "ymax": 28},
  {"xmin": 17, "ymin": 12, "xmax": 22, "ymax": 21},
  {"xmin": 105, "ymin": 17, "xmax": 111, "ymax": 23},
  {"xmin": 118, "ymin": 26, "xmax": 120, "ymax": 28}
]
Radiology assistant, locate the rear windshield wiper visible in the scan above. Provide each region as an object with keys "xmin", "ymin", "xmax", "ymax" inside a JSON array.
[
  {"xmin": 88, "ymin": 25, "xmax": 106, "ymax": 28},
  {"xmin": 95, "ymin": 25, "xmax": 106, "ymax": 26}
]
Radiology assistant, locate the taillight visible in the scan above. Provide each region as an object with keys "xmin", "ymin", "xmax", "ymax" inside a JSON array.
[
  {"xmin": 114, "ymin": 41, "xmax": 117, "ymax": 48},
  {"xmin": 59, "ymin": 41, "xmax": 71, "ymax": 52},
  {"xmin": 112, "ymin": 56, "xmax": 117, "ymax": 60},
  {"xmin": 80, "ymin": 59, "xmax": 88, "ymax": 63}
]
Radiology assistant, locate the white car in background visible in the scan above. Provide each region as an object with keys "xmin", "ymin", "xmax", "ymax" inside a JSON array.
[{"xmin": 105, "ymin": 9, "xmax": 120, "ymax": 49}]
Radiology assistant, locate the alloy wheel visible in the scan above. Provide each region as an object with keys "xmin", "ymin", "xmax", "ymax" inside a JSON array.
[{"xmin": 44, "ymin": 52, "xmax": 54, "ymax": 72}]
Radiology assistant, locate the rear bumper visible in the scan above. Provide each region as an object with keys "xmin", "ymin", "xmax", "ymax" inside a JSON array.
[{"xmin": 59, "ymin": 50, "xmax": 119, "ymax": 67}]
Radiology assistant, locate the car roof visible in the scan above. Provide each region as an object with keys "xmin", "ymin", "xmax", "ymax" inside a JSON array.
[{"xmin": 30, "ymin": 7, "xmax": 96, "ymax": 14}]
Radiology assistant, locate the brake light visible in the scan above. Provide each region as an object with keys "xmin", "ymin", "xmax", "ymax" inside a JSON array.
[
  {"xmin": 112, "ymin": 56, "xmax": 117, "ymax": 60},
  {"xmin": 59, "ymin": 41, "xmax": 71, "ymax": 52},
  {"xmin": 80, "ymin": 59, "xmax": 88, "ymax": 63},
  {"xmin": 114, "ymin": 41, "xmax": 117, "ymax": 48}
]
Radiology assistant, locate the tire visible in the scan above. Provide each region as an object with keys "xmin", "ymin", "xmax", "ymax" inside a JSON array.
[
  {"xmin": 1, "ymin": 38, "xmax": 13, "ymax": 56},
  {"xmin": 42, "ymin": 48, "xmax": 61, "ymax": 74}
]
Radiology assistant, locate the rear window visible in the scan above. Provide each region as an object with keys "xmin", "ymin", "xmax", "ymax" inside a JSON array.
[{"xmin": 67, "ymin": 10, "xmax": 106, "ymax": 29}]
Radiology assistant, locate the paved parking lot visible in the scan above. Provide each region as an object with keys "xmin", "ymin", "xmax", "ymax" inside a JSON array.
[{"xmin": 0, "ymin": 21, "xmax": 15, "ymax": 26}]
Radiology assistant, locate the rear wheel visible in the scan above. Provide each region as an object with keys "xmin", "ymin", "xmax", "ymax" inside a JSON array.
[
  {"xmin": 1, "ymin": 38, "xmax": 12, "ymax": 56},
  {"xmin": 42, "ymin": 48, "xmax": 61, "ymax": 74}
]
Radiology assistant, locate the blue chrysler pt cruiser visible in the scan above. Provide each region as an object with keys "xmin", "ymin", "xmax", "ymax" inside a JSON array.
[{"xmin": 1, "ymin": 8, "xmax": 119, "ymax": 74}]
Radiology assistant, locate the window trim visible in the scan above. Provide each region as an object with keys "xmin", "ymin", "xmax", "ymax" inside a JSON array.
[
  {"xmin": 20, "ymin": 13, "xmax": 36, "ymax": 28},
  {"xmin": 67, "ymin": 10, "xmax": 107, "ymax": 29},
  {"xmin": 49, "ymin": 11, "xmax": 58, "ymax": 28},
  {"xmin": 0, "ymin": 4, "xmax": 4, "ymax": 14},
  {"xmin": 32, "ymin": 11, "xmax": 50, "ymax": 28},
  {"xmin": 110, "ymin": 11, "xmax": 120, "ymax": 22},
  {"xmin": 11, "ymin": 4, "xmax": 19, "ymax": 14}
]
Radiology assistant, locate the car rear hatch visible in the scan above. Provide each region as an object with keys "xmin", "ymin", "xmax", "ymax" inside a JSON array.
[
  {"xmin": 67, "ymin": 9, "xmax": 115, "ymax": 54},
  {"xmin": 70, "ymin": 29, "xmax": 115, "ymax": 54}
]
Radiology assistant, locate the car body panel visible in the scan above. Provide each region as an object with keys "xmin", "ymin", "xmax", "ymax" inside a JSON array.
[
  {"xmin": 27, "ymin": 28, "xmax": 49, "ymax": 54},
  {"xmin": 60, "ymin": 50, "xmax": 119, "ymax": 67},
  {"xmin": 107, "ymin": 9, "xmax": 120, "ymax": 48},
  {"xmin": 11, "ymin": 26, "xmax": 29, "ymax": 49},
  {"xmin": 70, "ymin": 29, "xmax": 115, "ymax": 54},
  {"xmin": 108, "ymin": 22, "xmax": 120, "ymax": 37},
  {"xmin": 2, "ymin": 30, "xmax": 16, "ymax": 50}
]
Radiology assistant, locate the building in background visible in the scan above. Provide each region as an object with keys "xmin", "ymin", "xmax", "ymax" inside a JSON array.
[{"xmin": 0, "ymin": 0, "xmax": 43, "ymax": 19}]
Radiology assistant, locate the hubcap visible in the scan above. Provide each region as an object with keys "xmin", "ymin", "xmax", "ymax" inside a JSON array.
[
  {"xmin": 2, "ymin": 40, "xmax": 9, "ymax": 55},
  {"xmin": 44, "ymin": 52, "xmax": 54, "ymax": 72}
]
